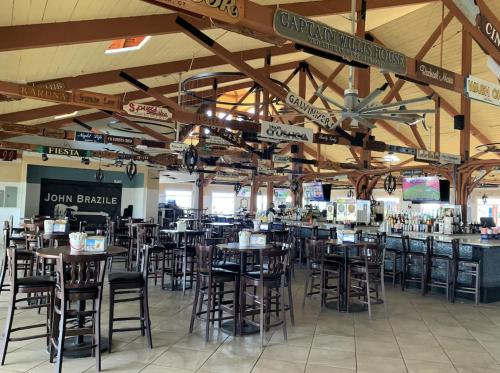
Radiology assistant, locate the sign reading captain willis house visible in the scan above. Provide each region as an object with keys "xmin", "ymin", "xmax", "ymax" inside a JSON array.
[{"xmin": 274, "ymin": 9, "xmax": 407, "ymax": 75}]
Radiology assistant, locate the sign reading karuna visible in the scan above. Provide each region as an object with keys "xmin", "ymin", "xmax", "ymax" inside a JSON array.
[{"xmin": 274, "ymin": 9, "xmax": 407, "ymax": 75}]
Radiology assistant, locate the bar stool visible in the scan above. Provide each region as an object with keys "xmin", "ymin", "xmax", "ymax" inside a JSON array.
[
  {"xmin": 384, "ymin": 234, "xmax": 402, "ymax": 287},
  {"xmin": 451, "ymin": 239, "xmax": 480, "ymax": 304},
  {"xmin": 401, "ymin": 235, "xmax": 426, "ymax": 294},
  {"xmin": 108, "ymin": 245, "xmax": 154, "ymax": 352},
  {"xmin": 0, "ymin": 247, "xmax": 55, "ymax": 366},
  {"xmin": 424, "ymin": 236, "xmax": 453, "ymax": 300},
  {"xmin": 189, "ymin": 244, "xmax": 239, "ymax": 341},
  {"xmin": 50, "ymin": 253, "xmax": 107, "ymax": 373},
  {"xmin": 303, "ymin": 238, "xmax": 325, "ymax": 306}
]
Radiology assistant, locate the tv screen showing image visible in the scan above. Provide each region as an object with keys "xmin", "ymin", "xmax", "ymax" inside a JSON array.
[
  {"xmin": 237, "ymin": 186, "xmax": 251, "ymax": 198},
  {"xmin": 274, "ymin": 188, "xmax": 290, "ymax": 200},
  {"xmin": 303, "ymin": 182, "xmax": 325, "ymax": 202},
  {"xmin": 402, "ymin": 177, "xmax": 440, "ymax": 202}
]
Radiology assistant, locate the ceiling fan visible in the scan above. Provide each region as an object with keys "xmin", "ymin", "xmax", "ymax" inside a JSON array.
[{"xmin": 313, "ymin": 0, "xmax": 434, "ymax": 131}]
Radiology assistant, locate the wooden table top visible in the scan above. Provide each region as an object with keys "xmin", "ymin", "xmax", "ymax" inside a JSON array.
[
  {"xmin": 36, "ymin": 245, "xmax": 127, "ymax": 259},
  {"xmin": 216, "ymin": 242, "xmax": 274, "ymax": 252}
]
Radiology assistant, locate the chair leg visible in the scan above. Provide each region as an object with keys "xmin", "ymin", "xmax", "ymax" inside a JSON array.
[
  {"xmin": 0, "ymin": 292, "xmax": 15, "ymax": 365},
  {"xmin": 55, "ymin": 302, "xmax": 67, "ymax": 373},
  {"xmin": 475, "ymin": 264, "xmax": 480, "ymax": 305},
  {"xmin": 189, "ymin": 275, "xmax": 201, "ymax": 333},
  {"xmin": 421, "ymin": 257, "xmax": 426, "ymax": 295},
  {"xmin": 280, "ymin": 283, "xmax": 287, "ymax": 341},
  {"xmin": 95, "ymin": 299, "xmax": 102, "ymax": 372},
  {"xmin": 108, "ymin": 288, "xmax": 114, "ymax": 353},
  {"xmin": 0, "ymin": 260, "xmax": 6, "ymax": 295},
  {"xmin": 143, "ymin": 286, "xmax": 153, "ymax": 349},
  {"xmin": 259, "ymin": 284, "xmax": 265, "ymax": 347},
  {"xmin": 139, "ymin": 293, "xmax": 145, "ymax": 337},
  {"xmin": 302, "ymin": 269, "xmax": 310, "ymax": 307},
  {"xmin": 287, "ymin": 279, "xmax": 295, "ymax": 326},
  {"xmin": 366, "ymin": 271, "xmax": 372, "ymax": 320},
  {"xmin": 233, "ymin": 278, "xmax": 239, "ymax": 336},
  {"xmin": 205, "ymin": 280, "xmax": 212, "ymax": 342}
]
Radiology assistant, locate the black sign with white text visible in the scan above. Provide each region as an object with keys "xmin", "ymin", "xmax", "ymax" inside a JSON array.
[{"xmin": 39, "ymin": 179, "xmax": 122, "ymax": 224}]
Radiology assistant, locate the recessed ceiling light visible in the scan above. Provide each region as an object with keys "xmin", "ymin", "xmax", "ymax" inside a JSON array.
[
  {"xmin": 54, "ymin": 111, "xmax": 78, "ymax": 120},
  {"xmin": 105, "ymin": 36, "xmax": 151, "ymax": 54}
]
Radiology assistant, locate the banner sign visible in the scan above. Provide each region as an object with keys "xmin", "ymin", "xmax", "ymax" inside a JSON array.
[
  {"xmin": 208, "ymin": 126, "xmax": 248, "ymax": 148},
  {"xmin": 415, "ymin": 61, "xmax": 456, "ymax": 90},
  {"xmin": 439, "ymin": 153, "xmax": 461, "ymax": 165},
  {"xmin": 18, "ymin": 85, "xmax": 70, "ymax": 102},
  {"xmin": 205, "ymin": 135, "xmax": 232, "ymax": 146},
  {"xmin": 170, "ymin": 141, "xmax": 190, "ymax": 152},
  {"xmin": 106, "ymin": 135, "xmax": 134, "ymax": 146},
  {"xmin": 274, "ymin": 9, "xmax": 407, "ymax": 75},
  {"xmin": 33, "ymin": 80, "xmax": 66, "ymax": 91},
  {"xmin": 286, "ymin": 91, "xmax": 333, "ymax": 128},
  {"xmin": 123, "ymin": 102, "xmax": 172, "ymax": 121},
  {"xmin": 272, "ymin": 154, "xmax": 291, "ymax": 163},
  {"xmin": 465, "ymin": 75, "xmax": 500, "ymax": 107},
  {"xmin": 38, "ymin": 146, "xmax": 92, "ymax": 158},
  {"xmin": 39, "ymin": 178, "xmax": 122, "ymax": 224},
  {"xmin": 401, "ymin": 169, "xmax": 423, "ymax": 177},
  {"xmin": 154, "ymin": 0, "xmax": 244, "ymax": 24},
  {"xmin": 74, "ymin": 131, "xmax": 105, "ymax": 143},
  {"xmin": 479, "ymin": 15, "xmax": 500, "ymax": 53},
  {"xmin": 73, "ymin": 90, "xmax": 121, "ymax": 111},
  {"xmin": 313, "ymin": 132, "xmax": 339, "ymax": 145},
  {"xmin": 387, "ymin": 145, "xmax": 417, "ymax": 155},
  {"xmin": 260, "ymin": 120, "xmax": 313, "ymax": 143},
  {"xmin": 0, "ymin": 149, "xmax": 17, "ymax": 161}
]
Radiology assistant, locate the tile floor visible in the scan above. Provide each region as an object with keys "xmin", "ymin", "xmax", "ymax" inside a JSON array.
[{"xmin": 1, "ymin": 268, "xmax": 500, "ymax": 373}]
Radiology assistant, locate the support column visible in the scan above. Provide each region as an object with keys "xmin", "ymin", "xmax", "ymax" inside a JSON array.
[{"xmin": 435, "ymin": 97, "xmax": 441, "ymax": 152}]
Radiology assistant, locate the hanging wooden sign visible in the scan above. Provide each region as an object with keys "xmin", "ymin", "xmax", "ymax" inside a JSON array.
[
  {"xmin": 38, "ymin": 146, "xmax": 93, "ymax": 158},
  {"xmin": 465, "ymin": 75, "xmax": 500, "ymax": 107},
  {"xmin": 106, "ymin": 135, "xmax": 134, "ymax": 146},
  {"xmin": 260, "ymin": 120, "xmax": 313, "ymax": 143},
  {"xmin": 415, "ymin": 61, "xmax": 456, "ymax": 90},
  {"xmin": 74, "ymin": 131, "xmax": 105, "ymax": 143},
  {"xmin": 272, "ymin": 154, "xmax": 291, "ymax": 163},
  {"xmin": 0, "ymin": 149, "xmax": 17, "ymax": 161},
  {"xmin": 439, "ymin": 153, "xmax": 461, "ymax": 165},
  {"xmin": 33, "ymin": 79, "xmax": 66, "ymax": 91},
  {"xmin": 123, "ymin": 102, "xmax": 172, "ymax": 121},
  {"xmin": 313, "ymin": 132, "xmax": 339, "ymax": 145},
  {"xmin": 153, "ymin": 0, "xmax": 244, "ymax": 24},
  {"xmin": 415, "ymin": 149, "xmax": 440, "ymax": 163},
  {"xmin": 18, "ymin": 85, "xmax": 71, "ymax": 102},
  {"xmin": 285, "ymin": 91, "xmax": 333, "ymax": 128},
  {"xmin": 479, "ymin": 15, "xmax": 500, "ymax": 53},
  {"xmin": 73, "ymin": 90, "xmax": 121, "ymax": 111},
  {"xmin": 274, "ymin": 9, "xmax": 407, "ymax": 75},
  {"xmin": 170, "ymin": 141, "xmax": 190, "ymax": 152}
]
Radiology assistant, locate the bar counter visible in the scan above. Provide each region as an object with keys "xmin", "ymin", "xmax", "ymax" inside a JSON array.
[{"xmin": 281, "ymin": 220, "xmax": 500, "ymax": 302}]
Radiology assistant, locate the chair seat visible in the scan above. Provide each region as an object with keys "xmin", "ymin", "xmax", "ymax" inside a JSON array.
[
  {"xmin": 199, "ymin": 269, "xmax": 237, "ymax": 282},
  {"xmin": 109, "ymin": 272, "xmax": 144, "ymax": 285},
  {"xmin": 17, "ymin": 275, "xmax": 55, "ymax": 288},
  {"xmin": 243, "ymin": 271, "xmax": 281, "ymax": 282},
  {"xmin": 213, "ymin": 261, "xmax": 240, "ymax": 273}
]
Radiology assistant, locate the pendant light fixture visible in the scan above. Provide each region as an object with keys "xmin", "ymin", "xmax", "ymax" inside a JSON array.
[
  {"xmin": 183, "ymin": 145, "xmax": 198, "ymax": 174},
  {"xmin": 126, "ymin": 160, "xmax": 137, "ymax": 181},
  {"xmin": 95, "ymin": 158, "xmax": 104, "ymax": 182}
]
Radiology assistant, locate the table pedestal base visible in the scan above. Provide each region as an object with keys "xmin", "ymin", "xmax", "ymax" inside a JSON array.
[
  {"xmin": 221, "ymin": 321, "xmax": 260, "ymax": 335},
  {"xmin": 63, "ymin": 336, "xmax": 108, "ymax": 358}
]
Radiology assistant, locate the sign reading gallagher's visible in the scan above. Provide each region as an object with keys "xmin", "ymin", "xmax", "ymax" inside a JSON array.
[{"xmin": 274, "ymin": 9, "xmax": 407, "ymax": 75}]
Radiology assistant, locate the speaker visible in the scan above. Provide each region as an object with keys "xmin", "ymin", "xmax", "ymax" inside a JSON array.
[
  {"xmin": 454, "ymin": 115, "xmax": 464, "ymax": 130},
  {"xmin": 291, "ymin": 144, "xmax": 299, "ymax": 154}
]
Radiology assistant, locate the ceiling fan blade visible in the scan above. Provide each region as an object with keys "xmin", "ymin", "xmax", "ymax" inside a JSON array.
[
  {"xmin": 360, "ymin": 95, "xmax": 434, "ymax": 113},
  {"xmin": 352, "ymin": 116, "xmax": 375, "ymax": 129},
  {"xmin": 354, "ymin": 83, "xmax": 389, "ymax": 111},
  {"xmin": 315, "ymin": 87, "xmax": 346, "ymax": 111},
  {"xmin": 362, "ymin": 114, "xmax": 424, "ymax": 125},
  {"xmin": 365, "ymin": 109, "xmax": 435, "ymax": 115}
]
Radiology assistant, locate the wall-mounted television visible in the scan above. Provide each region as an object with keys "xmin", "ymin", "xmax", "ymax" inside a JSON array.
[
  {"xmin": 274, "ymin": 188, "xmax": 290, "ymax": 200},
  {"xmin": 237, "ymin": 186, "xmax": 251, "ymax": 198},
  {"xmin": 403, "ymin": 177, "xmax": 445, "ymax": 203},
  {"xmin": 303, "ymin": 183, "xmax": 331, "ymax": 202}
]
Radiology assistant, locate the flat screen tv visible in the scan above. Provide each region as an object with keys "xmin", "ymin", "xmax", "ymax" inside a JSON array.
[
  {"xmin": 274, "ymin": 188, "xmax": 290, "ymax": 199},
  {"xmin": 439, "ymin": 179, "xmax": 450, "ymax": 203},
  {"xmin": 402, "ymin": 177, "xmax": 440, "ymax": 202},
  {"xmin": 237, "ymin": 186, "xmax": 251, "ymax": 198},
  {"xmin": 303, "ymin": 183, "xmax": 331, "ymax": 202}
]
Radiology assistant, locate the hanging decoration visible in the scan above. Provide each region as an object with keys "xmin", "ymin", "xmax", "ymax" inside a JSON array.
[
  {"xmin": 290, "ymin": 179, "xmax": 300, "ymax": 194},
  {"xmin": 183, "ymin": 145, "xmax": 198, "ymax": 174},
  {"xmin": 234, "ymin": 183, "xmax": 242, "ymax": 195},
  {"xmin": 384, "ymin": 173, "xmax": 397, "ymax": 194},
  {"xmin": 195, "ymin": 178, "xmax": 203, "ymax": 188},
  {"xmin": 347, "ymin": 189, "xmax": 354, "ymax": 198},
  {"xmin": 95, "ymin": 158, "xmax": 104, "ymax": 182},
  {"xmin": 482, "ymin": 192, "xmax": 488, "ymax": 205},
  {"xmin": 126, "ymin": 160, "xmax": 137, "ymax": 181}
]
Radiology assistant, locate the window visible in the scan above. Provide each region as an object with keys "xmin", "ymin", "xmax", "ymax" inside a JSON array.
[
  {"xmin": 164, "ymin": 190, "xmax": 192, "ymax": 209},
  {"xmin": 212, "ymin": 193, "xmax": 235, "ymax": 215},
  {"xmin": 477, "ymin": 198, "xmax": 500, "ymax": 226},
  {"xmin": 257, "ymin": 195, "xmax": 267, "ymax": 212}
]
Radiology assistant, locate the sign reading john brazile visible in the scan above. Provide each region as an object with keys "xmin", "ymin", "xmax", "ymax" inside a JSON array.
[{"xmin": 274, "ymin": 9, "xmax": 407, "ymax": 75}]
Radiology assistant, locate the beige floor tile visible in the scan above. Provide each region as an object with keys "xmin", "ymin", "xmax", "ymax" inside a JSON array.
[
  {"xmin": 268, "ymin": 331, "xmax": 314, "ymax": 347},
  {"xmin": 261, "ymin": 344, "xmax": 310, "ymax": 364},
  {"xmin": 106, "ymin": 340, "xmax": 168, "ymax": 364},
  {"xmin": 140, "ymin": 365, "xmax": 194, "ymax": 373},
  {"xmin": 405, "ymin": 359, "xmax": 457, "ymax": 373},
  {"xmin": 152, "ymin": 347, "xmax": 213, "ymax": 370},
  {"xmin": 305, "ymin": 363, "xmax": 355, "ymax": 373},
  {"xmin": 356, "ymin": 339, "xmax": 402, "ymax": 359},
  {"xmin": 435, "ymin": 335, "xmax": 486, "ymax": 353},
  {"xmin": 84, "ymin": 357, "xmax": 148, "ymax": 372},
  {"xmin": 455, "ymin": 366, "xmax": 500, "ymax": 373},
  {"xmin": 307, "ymin": 348, "xmax": 356, "ymax": 370},
  {"xmin": 27, "ymin": 357, "xmax": 95, "ymax": 373},
  {"xmin": 400, "ymin": 344, "xmax": 451, "ymax": 364},
  {"xmin": 446, "ymin": 349, "xmax": 500, "ymax": 370},
  {"xmin": 197, "ymin": 351, "xmax": 258, "ymax": 373},
  {"xmin": 251, "ymin": 359, "xmax": 306, "ymax": 373},
  {"xmin": 357, "ymin": 356, "xmax": 407, "ymax": 373},
  {"xmin": 312, "ymin": 334, "xmax": 355, "ymax": 352}
]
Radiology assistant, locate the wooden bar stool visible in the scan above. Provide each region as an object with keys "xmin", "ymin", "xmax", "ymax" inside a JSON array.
[
  {"xmin": 384, "ymin": 234, "xmax": 402, "ymax": 287},
  {"xmin": 0, "ymin": 247, "xmax": 55, "ymax": 366},
  {"xmin": 108, "ymin": 245, "xmax": 154, "ymax": 352},
  {"xmin": 189, "ymin": 244, "xmax": 239, "ymax": 341},
  {"xmin": 451, "ymin": 239, "xmax": 480, "ymax": 304},
  {"xmin": 303, "ymin": 238, "xmax": 325, "ymax": 306},
  {"xmin": 401, "ymin": 235, "xmax": 426, "ymax": 294},
  {"xmin": 424, "ymin": 236, "xmax": 453, "ymax": 300}
]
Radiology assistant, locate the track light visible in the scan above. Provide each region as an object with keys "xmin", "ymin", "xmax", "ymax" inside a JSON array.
[
  {"xmin": 41, "ymin": 153, "xmax": 48, "ymax": 162},
  {"xmin": 81, "ymin": 157, "xmax": 90, "ymax": 165}
]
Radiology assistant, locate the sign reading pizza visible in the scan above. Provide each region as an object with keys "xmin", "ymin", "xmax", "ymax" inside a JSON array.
[{"xmin": 123, "ymin": 102, "xmax": 172, "ymax": 121}]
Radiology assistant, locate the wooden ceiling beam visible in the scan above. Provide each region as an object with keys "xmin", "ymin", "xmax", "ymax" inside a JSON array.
[
  {"xmin": 441, "ymin": 0, "xmax": 500, "ymax": 65},
  {"xmin": 0, "ymin": 0, "xmax": 437, "ymax": 52}
]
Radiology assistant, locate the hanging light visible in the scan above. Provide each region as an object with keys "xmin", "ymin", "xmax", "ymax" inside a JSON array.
[
  {"xmin": 195, "ymin": 178, "xmax": 202, "ymax": 188},
  {"xmin": 384, "ymin": 174, "xmax": 397, "ymax": 195},
  {"xmin": 41, "ymin": 153, "xmax": 48, "ymax": 162},
  {"xmin": 290, "ymin": 179, "xmax": 300, "ymax": 194},
  {"xmin": 126, "ymin": 160, "xmax": 137, "ymax": 181},
  {"xmin": 482, "ymin": 192, "xmax": 488, "ymax": 205},
  {"xmin": 183, "ymin": 145, "xmax": 198, "ymax": 174},
  {"xmin": 347, "ymin": 188, "xmax": 354, "ymax": 198},
  {"xmin": 95, "ymin": 158, "xmax": 104, "ymax": 182},
  {"xmin": 234, "ymin": 183, "xmax": 242, "ymax": 195}
]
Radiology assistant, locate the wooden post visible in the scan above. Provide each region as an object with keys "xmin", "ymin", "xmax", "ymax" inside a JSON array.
[
  {"xmin": 460, "ymin": 29, "xmax": 472, "ymax": 161},
  {"xmin": 435, "ymin": 97, "xmax": 441, "ymax": 152}
]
